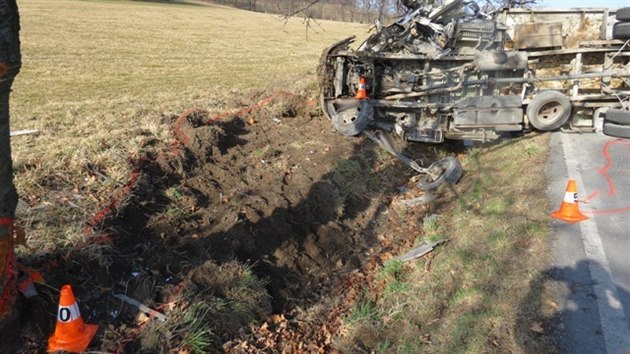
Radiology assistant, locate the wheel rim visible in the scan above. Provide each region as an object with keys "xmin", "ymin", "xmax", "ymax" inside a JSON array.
[
  {"xmin": 426, "ymin": 160, "xmax": 449, "ymax": 182},
  {"xmin": 536, "ymin": 101, "xmax": 562, "ymax": 123}
]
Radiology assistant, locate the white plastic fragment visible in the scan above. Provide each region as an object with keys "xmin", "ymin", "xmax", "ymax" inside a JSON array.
[
  {"xmin": 10, "ymin": 129, "xmax": 38, "ymax": 137},
  {"xmin": 113, "ymin": 293, "xmax": 167, "ymax": 322}
]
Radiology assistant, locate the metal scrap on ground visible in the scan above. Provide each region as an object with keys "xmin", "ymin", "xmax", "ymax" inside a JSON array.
[{"xmin": 395, "ymin": 239, "xmax": 448, "ymax": 262}]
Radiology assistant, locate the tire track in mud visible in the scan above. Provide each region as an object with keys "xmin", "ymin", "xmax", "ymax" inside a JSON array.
[{"xmin": 24, "ymin": 90, "xmax": 440, "ymax": 353}]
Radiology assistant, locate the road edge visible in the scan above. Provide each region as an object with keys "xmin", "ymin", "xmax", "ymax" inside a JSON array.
[{"xmin": 559, "ymin": 132, "xmax": 630, "ymax": 354}]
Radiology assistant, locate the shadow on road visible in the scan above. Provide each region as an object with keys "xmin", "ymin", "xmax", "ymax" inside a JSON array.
[{"xmin": 517, "ymin": 259, "xmax": 630, "ymax": 354}]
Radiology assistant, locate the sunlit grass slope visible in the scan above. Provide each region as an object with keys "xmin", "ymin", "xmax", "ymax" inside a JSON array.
[{"xmin": 11, "ymin": 0, "xmax": 365, "ymax": 249}]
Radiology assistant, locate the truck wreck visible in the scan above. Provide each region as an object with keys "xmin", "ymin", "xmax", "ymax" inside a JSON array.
[{"xmin": 319, "ymin": 0, "xmax": 630, "ymax": 190}]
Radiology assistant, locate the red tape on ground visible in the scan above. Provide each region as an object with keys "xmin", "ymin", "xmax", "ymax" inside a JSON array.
[{"xmin": 583, "ymin": 139, "xmax": 630, "ymax": 215}]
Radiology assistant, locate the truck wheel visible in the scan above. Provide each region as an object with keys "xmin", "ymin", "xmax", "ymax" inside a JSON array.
[
  {"xmin": 603, "ymin": 122, "xmax": 630, "ymax": 138},
  {"xmin": 604, "ymin": 109, "xmax": 630, "ymax": 125},
  {"xmin": 417, "ymin": 157, "xmax": 463, "ymax": 191},
  {"xmin": 616, "ymin": 7, "xmax": 630, "ymax": 21},
  {"xmin": 330, "ymin": 99, "xmax": 373, "ymax": 137},
  {"xmin": 613, "ymin": 22, "xmax": 630, "ymax": 39},
  {"xmin": 526, "ymin": 91, "xmax": 571, "ymax": 131}
]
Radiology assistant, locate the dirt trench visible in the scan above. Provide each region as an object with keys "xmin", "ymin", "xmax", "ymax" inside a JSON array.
[{"xmin": 8, "ymin": 93, "xmax": 444, "ymax": 353}]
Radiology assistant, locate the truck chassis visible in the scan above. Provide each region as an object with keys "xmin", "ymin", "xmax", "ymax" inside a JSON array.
[{"xmin": 319, "ymin": 1, "xmax": 630, "ymax": 189}]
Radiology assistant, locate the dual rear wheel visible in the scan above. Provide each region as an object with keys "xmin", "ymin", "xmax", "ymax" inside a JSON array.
[
  {"xmin": 613, "ymin": 7, "xmax": 630, "ymax": 39},
  {"xmin": 603, "ymin": 109, "xmax": 630, "ymax": 138}
]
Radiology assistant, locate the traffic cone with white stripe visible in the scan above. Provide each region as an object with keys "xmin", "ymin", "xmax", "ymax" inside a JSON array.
[
  {"xmin": 551, "ymin": 180, "xmax": 588, "ymax": 223},
  {"xmin": 47, "ymin": 284, "xmax": 98, "ymax": 353},
  {"xmin": 355, "ymin": 77, "xmax": 368, "ymax": 99}
]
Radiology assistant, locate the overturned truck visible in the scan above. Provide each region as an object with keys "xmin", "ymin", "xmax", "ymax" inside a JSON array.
[{"xmin": 319, "ymin": 0, "xmax": 630, "ymax": 189}]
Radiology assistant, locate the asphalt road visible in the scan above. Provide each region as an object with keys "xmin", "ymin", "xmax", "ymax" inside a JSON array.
[{"xmin": 548, "ymin": 131, "xmax": 630, "ymax": 354}]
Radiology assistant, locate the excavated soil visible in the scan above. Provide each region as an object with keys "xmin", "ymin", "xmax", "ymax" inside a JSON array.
[{"xmin": 5, "ymin": 92, "xmax": 453, "ymax": 353}]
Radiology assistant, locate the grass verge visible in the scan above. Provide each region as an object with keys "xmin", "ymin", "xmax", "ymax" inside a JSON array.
[{"xmin": 338, "ymin": 134, "xmax": 559, "ymax": 354}]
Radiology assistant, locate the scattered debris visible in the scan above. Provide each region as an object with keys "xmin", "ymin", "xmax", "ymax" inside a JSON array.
[
  {"xmin": 529, "ymin": 321, "xmax": 544, "ymax": 334},
  {"xmin": 113, "ymin": 293, "xmax": 167, "ymax": 322},
  {"xmin": 395, "ymin": 239, "xmax": 448, "ymax": 262}
]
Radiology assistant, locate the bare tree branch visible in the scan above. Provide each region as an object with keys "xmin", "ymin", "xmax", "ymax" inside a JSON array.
[{"xmin": 283, "ymin": 0, "xmax": 323, "ymax": 19}]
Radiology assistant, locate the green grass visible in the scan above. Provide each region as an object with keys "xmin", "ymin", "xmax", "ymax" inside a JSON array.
[
  {"xmin": 12, "ymin": 0, "xmax": 365, "ymax": 252},
  {"xmin": 338, "ymin": 134, "xmax": 558, "ymax": 354},
  {"xmin": 332, "ymin": 154, "xmax": 381, "ymax": 199},
  {"xmin": 346, "ymin": 298, "xmax": 380, "ymax": 326},
  {"xmin": 181, "ymin": 302, "xmax": 217, "ymax": 353}
]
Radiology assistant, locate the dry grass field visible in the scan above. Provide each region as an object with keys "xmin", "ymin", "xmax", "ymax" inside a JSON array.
[{"xmin": 12, "ymin": 0, "xmax": 365, "ymax": 250}]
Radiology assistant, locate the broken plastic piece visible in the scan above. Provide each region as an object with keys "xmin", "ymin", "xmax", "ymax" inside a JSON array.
[
  {"xmin": 113, "ymin": 293, "xmax": 167, "ymax": 322},
  {"xmin": 16, "ymin": 273, "xmax": 37, "ymax": 298}
]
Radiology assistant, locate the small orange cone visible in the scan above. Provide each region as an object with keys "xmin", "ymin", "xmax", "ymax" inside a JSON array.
[
  {"xmin": 551, "ymin": 180, "xmax": 588, "ymax": 224},
  {"xmin": 47, "ymin": 284, "xmax": 98, "ymax": 353},
  {"xmin": 355, "ymin": 77, "xmax": 368, "ymax": 99}
]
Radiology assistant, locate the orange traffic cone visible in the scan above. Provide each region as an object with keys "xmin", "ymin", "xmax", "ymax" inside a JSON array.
[
  {"xmin": 551, "ymin": 180, "xmax": 588, "ymax": 224},
  {"xmin": 47, "ymin": 284, "xmax": 98, "ymax": 353},
  {"xmin": 355, "ymin": 77, "xmax": 368, "ymax": 99}
]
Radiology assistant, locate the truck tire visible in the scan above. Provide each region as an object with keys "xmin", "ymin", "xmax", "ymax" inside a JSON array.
[
  {"xmin": 603, "ymin": 122, "xmax": 630, "ymax": 138},
  {"xmin": 418, "ymin": 156, "xmax": 463, "ymax": 191},
  {"xmin": 604, "ymin": 109, "xmax": 630, "ymax": 125},
  {"xmin": 330, "ymin": 99, "xmax": 373, "ymax": 137},
  {"xmin": 616, "ymin": 7, "xmax": 630, "ymax": 21},
  {"xmin": 613, "ymin": 22, "xmax": 630, "ymax": 39},
  {"xmin": 526, "ymin": 91, "xmax": 571, "ymax": 131}
]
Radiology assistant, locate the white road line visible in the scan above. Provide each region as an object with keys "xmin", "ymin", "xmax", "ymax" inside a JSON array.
[{"xmin": 561, "ymin": 133, "xmax": 630, "ymax": 354}]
